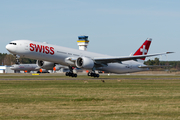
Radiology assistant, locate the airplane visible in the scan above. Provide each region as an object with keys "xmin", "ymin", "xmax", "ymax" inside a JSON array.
[
  {"xmin": 10, "ymin": 64, "xmax": 39, "ymax": 73},
  {"xmin": 6, "ymin": 38, "xmax": 173, "ymax": 77},
  {"xmin": 10, "ymin": 62, "xmax": 64, "ymax": 73}
]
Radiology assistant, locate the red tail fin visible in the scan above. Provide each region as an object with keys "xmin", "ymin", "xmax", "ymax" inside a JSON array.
[{"xmin": 133, "ymin": 38, "xmax": 152, "ymax": 60}]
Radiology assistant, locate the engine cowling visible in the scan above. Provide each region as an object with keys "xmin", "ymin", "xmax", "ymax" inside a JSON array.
[
  {"xmin": 75, "ymin": 57, "xmax": 94, "ymax": 69},
  {"xmin": 37, "ymin": 60, "xmax": 55, "ymax": 70}
]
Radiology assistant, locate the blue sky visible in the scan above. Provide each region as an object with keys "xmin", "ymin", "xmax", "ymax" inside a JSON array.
[{"xmin": 0, "ymin": 0, "xmax": 179, "ymax": 61}]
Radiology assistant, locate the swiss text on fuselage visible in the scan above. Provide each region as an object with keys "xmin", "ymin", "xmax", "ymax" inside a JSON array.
[{"xmin": 29, "ymin": 43, "xmax": 54, "ymax": 55}]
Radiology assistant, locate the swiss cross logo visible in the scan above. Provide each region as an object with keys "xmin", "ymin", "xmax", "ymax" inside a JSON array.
[
  {"xmin": 133, "ymin": 39, "xmax": 152, "ymax": 60},
  {"xmin": 140, "ymin": 45, "xmax": 147, "ymax": 55}
]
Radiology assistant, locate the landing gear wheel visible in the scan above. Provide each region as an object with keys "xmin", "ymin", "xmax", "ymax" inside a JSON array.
[
  {"xmin": 90, "ymin": 73, "xmax": 95, "ymax": 77},
  {"xmin": 72, "ymin": 73, "xmax": 77, "ymax": 77},
  {"xmin": 68, "ymin": 72, "xmax": 73, "ymax": 77},
  {"xmin": 65, "ymin": 72, "xmax": 69, "ymax": 76},
  {"xmin": 87, "ymin": 72, "xmax": 91, "ymax": 76},
  {"xmin": 65, "ymin": 72, "xmax": 77, "ymax": 77},
  {"xmin": 96, "ymin": 74, "xmax": 100, "ymax": 78},
  {"xmin": 94, "ymin": 73, "xmax": 99, "ymax": 78},
  {"xmin": 88, "ymin": 72, "xmax": 99, "ymax": 78}
]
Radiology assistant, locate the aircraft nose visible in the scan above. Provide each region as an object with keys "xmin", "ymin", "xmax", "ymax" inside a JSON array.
[
  {"xmin": 6, "ymin": 44, "xmax": 11, "ymax": 52},
  {"xmin": 6, "ymin": 44, "xmax": 10, "ymax": 51},
  {"xmin": 6, "ymin": 44, "xmax": 16, "ymax": 53}
]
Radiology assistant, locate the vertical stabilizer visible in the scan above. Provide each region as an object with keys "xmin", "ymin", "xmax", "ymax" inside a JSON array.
[{"xmin": 133, "ymin": 38, "xmax": 152, "ymax": 62}]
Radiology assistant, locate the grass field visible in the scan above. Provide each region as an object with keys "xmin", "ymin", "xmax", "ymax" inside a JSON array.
[{"xmin": 0, "ymin": 75, "xmax": 180, "ymax": 120}]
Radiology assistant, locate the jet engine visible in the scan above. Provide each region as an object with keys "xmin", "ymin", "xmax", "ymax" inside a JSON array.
[
  {"xmin": 37, "ymin": 60, "xmax": 55, "ymax": 70},
  {"xmin": 75, "ymin": 57, "xmax": 94, "ymax": 69}
]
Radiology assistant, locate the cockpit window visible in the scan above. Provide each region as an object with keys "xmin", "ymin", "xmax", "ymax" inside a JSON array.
[{"xmin": 9, "ymin": 43, "xmax": 17, "ymax": 45}]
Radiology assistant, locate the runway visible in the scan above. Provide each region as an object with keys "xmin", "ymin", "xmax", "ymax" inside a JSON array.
[{"xmin": 0, "ymin": 73, "xmax": 180, "ymax": 81}]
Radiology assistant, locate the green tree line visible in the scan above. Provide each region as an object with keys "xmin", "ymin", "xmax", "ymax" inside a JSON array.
[
  {"xmin": 144, "ymin": 58, "xmax": 180, "ymax": 71},
  {"xmin": 0, "ymin": 53, "xmax": 36, "ymax": 65}
]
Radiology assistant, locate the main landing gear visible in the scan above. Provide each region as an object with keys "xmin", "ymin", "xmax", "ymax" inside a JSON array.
[
  {"xmin": 87, "ymin": 72, "xmax": 100, "ymax": 78},
  {"xmin": 65, "ymin": 72, "xmax": 77, "ymax": 77},
  {"xmin": 65, "ymin": 66, "xmax": 77, "ymax": 77},
  {"xmin": 87, "ymin": 67, "xmax": 100, "ymax": 78}
]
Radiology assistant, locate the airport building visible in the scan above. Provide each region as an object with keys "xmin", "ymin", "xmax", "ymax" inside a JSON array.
[{"xmin": 0, "ymin": 65, "xmax": 14, "ymax": 73}]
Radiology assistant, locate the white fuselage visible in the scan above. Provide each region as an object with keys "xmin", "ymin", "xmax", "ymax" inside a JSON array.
[
  {"xmin": 10, "ymin": 64, "xmax": 38, "ymax": 71},
  {"xmin": 6, "ymin": 40, "xmax": 148, "ymax": 74},
  {"xmin": 10, "ymin": 63, "xmax": 62, "ymax": 72}
]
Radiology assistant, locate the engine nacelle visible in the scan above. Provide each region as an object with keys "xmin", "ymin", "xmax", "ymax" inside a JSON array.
[
  {"xmin": 37, "ymin": 60, "xmax": 55, "ymax": 70},
  {"xmin": 75, "ymin": 57, "xmax": 94, "ymax": 69}
]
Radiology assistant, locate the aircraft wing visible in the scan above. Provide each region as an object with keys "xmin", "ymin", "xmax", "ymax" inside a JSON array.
[{"xmin": 94, "ymin": 52, "xmax": 174, "ymax": 64}]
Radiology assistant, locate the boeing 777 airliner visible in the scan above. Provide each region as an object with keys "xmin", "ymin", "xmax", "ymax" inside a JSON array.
[{"xmin": 6, "ymin": 38, "xmax": 173, "ymax": 77}]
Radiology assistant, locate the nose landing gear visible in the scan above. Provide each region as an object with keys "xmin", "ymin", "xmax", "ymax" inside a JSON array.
[{"xmin": 15, "ymin": 55, "xmax": 20, "ymax": 64}]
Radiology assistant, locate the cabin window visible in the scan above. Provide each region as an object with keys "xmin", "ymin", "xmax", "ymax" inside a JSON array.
[
  {"xmin": 73, "ymin": 54, "xmax": 79, "ymax": 56},
  {"xmin": 57, "ymin": 51, "xmax": 67, "ymax": 54}
]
